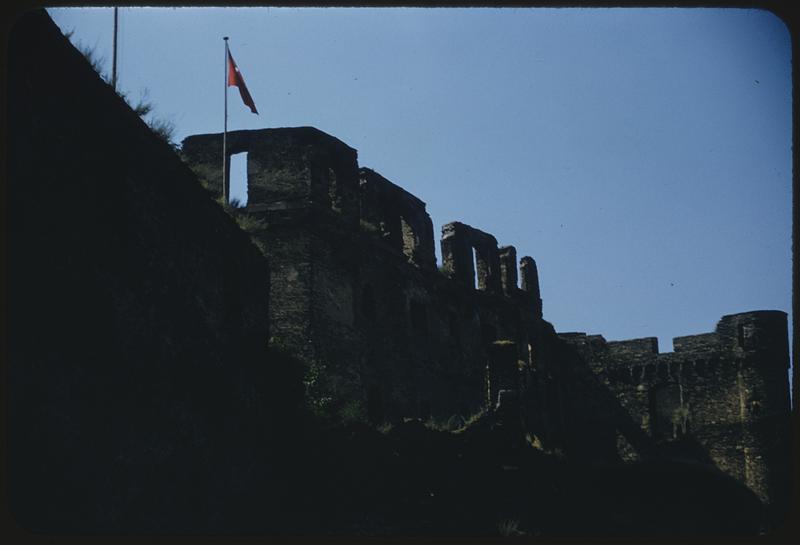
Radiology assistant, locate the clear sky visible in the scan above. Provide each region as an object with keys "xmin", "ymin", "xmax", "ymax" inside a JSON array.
[{"xmin": 47, "ymin": 7, "xmax": 792, "ymax": 359}]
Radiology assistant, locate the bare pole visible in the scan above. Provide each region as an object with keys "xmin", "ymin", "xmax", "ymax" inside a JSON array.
[
  {"xmin": 112, "ymin": 7, "xmax": 118, "ymax": 90},
  {"xmin": 223, "ymin": 36, "xmax": 229, "ymax": 203}
]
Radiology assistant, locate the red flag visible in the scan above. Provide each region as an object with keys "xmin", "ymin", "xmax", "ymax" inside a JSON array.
[{"xmin": 227, "ymin": 50, "xmax": 258, "ymax": 115}]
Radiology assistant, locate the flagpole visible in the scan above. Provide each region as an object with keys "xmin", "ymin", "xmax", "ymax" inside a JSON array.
[
  {"xmin": 223, "ymin": 36, "xmax": 229, "ymax": 204},
  {"xmin": 112, "ymin": 7, "xmax": 118, "ymax": 90}
]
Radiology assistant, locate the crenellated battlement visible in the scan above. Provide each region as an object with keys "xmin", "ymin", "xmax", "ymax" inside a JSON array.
[{"xmin": 559, "ymin": 310, "xmax": 790, "ymax": 371}]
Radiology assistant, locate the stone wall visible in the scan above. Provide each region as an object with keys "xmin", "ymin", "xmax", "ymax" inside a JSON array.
[
  {"xmin": 182, "ymin": 127, "xmax": 791, "ymax": 524},
  {"xmin": 555, "ymin": 311, "xmax": 791, "ymax": 522},
  {"xmin": 183, "ymin": 128, "xmax": 547, "ymax": 423},
  {"xmin": 7, "ymin": 11, "xmax": 302, "ymax": 532}
]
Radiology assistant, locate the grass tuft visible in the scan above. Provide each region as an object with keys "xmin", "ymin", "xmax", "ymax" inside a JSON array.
[{"xmin": 498, "ymin": 518, "xmax": 523, "ymax": 537}]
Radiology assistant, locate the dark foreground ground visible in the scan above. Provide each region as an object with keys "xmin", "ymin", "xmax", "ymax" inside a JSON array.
[
  {"xmin": 9, "ymin": 382, "xmax": 767, "ymax": 537},
  {"xmin": 271, "ymin": 411, "xmax": 766, "ymax": 537}
]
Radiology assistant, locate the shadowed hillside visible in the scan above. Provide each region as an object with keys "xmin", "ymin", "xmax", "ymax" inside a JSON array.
[{"xmin": 6, "ymin": 8, "xmax": 303, "ymax": 533}]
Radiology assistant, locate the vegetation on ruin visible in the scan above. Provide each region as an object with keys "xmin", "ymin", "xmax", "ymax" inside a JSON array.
[
  {"xmin": 67, "ymin": 30, "xmax": 177, "ymax": 148},
  {"xmin": 497, "ymin": 518, "xmax": 524, "ymax": 537},
  {"xmin": 377, "ymin": 422, "xmax": 394, "ymax": 434},
  {"xmin": 339, "ymin": 399, "xmax": 368, "ymax": 424},
  {"xmin": 359, "ymin": 219, "xmax": 380, "ymax": 234}
]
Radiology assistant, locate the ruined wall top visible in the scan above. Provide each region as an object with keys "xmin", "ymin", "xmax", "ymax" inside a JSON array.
[
  {"xmin": 182, "ymin": 127, "xmax": 360, "ymax": 220},
  {"xmin": 182, "ymin": 127, "xmax": 542, "ymax": 301},
  {"xmin": 359, "ymin": 167, "xmax": 436, "ymax": 270},
  {"xmin": 558, "ymin": 310, "xmax": 789, "ymax": 369},
  {"xmin": 183, "ymin": 127, "xmax": 356, "ymax": 159}
]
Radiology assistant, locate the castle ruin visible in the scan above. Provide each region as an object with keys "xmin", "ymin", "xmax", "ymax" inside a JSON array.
[
  {"xmin": 181, "ymin": 127, "xmax": 790, "ymax": 520},
  {"xmin": 9, "ymin": 10, "xmax": 793, "ymax": 533}
]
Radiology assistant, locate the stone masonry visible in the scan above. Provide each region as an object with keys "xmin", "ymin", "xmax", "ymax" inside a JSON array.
[
  {"xmin": 182, "ymin": 128, "xmax": 544, "ymax": 422},
  {"xmin": 181, "ymin": 127, "xmax": 791, "ymax": 520},
  {"xmin": 556, "ymin": 311, "xmax": 791, "ymax": 519}
]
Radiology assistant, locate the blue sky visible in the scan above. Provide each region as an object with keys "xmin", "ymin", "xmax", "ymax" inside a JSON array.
[{"xmin": 48, "ymin": 7, "xmax": 792, "ymax": 359}]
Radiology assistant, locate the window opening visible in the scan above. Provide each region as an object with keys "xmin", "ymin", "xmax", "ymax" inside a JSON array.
[
  {"xmin": 472, "ymin": 247, "xmax": 479, "ymax": 289},
  {"xmin": 229, "ymin": 151, "xmax": 248, "ymax": 206}
]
